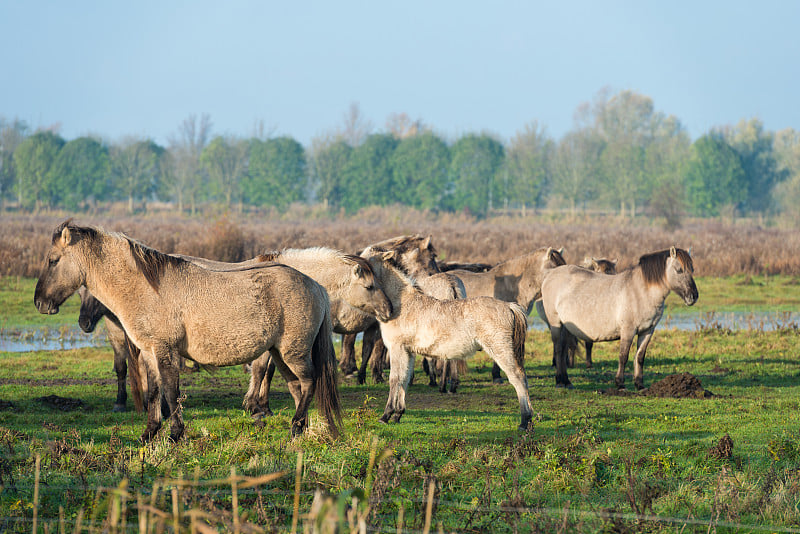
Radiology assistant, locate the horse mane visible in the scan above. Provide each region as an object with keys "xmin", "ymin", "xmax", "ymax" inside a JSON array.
[
  {"xmin": 369, "ymin": 234, "xmax": 437, "ymax": 257},
  {"xmin": 52, "ymin": 219, "xmax": 100, "ymax": 246},
  {"xmin": 126, "ymin": 238, "xmax": 186, "ymax": 292},
  {"xmin": 270, "ymin": 247, "xmax": 377, "ymax": 277},
  {"xmin": 639, "ymin": 248, "xmax": 693, "ymax": 286},
  {"xmin": 255, "ymin": 252, "xmax": 280, "ymax": 262},
  {"xmin": 494, "ymin": 247, "xmax": 566, "ymax": 270}
]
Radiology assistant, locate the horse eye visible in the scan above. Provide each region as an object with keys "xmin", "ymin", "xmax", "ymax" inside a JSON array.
[
  {"xmin": 49, "ymin": 257, "xmax": 59, "ymax": 267},
  {"xmin": 365, "ymin": 284, "xmax": 374, "ymax": 291}
]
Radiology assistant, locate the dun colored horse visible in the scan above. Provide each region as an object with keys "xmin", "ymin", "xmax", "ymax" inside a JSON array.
[
  {"xmin": 364, "ymin": 249, "xmax": 533, "ymax": 430},
  {"xmin": 542, "ymin": 247, "xmax": 698, "ymax": 390},
  {"xmin": 35, "ymin": 221, "xmax": 342, "ymax": 442}
]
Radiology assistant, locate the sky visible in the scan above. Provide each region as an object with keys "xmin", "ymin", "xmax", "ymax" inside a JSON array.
[{"xmin": 2, "ymin": 1, "xmax": 798, "ymax": 147}]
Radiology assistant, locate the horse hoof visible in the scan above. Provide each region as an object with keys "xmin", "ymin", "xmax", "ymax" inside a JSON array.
[
  {"xmin": 378, "ymin": 415, "xmax": 390, "ymax": 424},
  {"xmin": 492, "ymin": 378, "xmax": 505, "ymax": 385},
  {"xmin": 112, "ymin": 404, "xmax": 126, "ymax": 413}
]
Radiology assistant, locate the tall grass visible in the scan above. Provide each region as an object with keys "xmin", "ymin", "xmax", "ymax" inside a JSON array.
[{"xmin": 3, "ymin": 209, "xmax": 799, "ymax": 277}]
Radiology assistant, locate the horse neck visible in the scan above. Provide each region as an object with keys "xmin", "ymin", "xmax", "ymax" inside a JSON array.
[{"xmin": 377, "ymin": 266, "xmax": 420, "ymax": 317}]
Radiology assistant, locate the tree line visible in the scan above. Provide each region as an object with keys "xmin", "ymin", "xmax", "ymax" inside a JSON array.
[{"xmin": 2, "ymin": 89, "xmax": 799, "ymax": 224}]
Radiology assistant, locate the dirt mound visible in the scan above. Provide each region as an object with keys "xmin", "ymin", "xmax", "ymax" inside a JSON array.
[
  {"xmin": 709, "ymin": 434, "xmax": 734, "ymax": 459},
  {"xmin": 643, "ymin": 373, "xmax": 713, "ymax": 398},
  {"xmin": 36, "ymin": 395, "xmax": 85, "ymax": 411}
]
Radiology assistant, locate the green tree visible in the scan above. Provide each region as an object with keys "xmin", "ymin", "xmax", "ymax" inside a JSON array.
[
  {"xmin": 444, "ymin": 133, "xmax": 504, "ymax": 217},
  {"xmin": 684, "ymin": 134, "xmax": 746, "ymax": 217},
  {"xmin": 504, "ymin": 121, "xmax": 552, "ymax": 213},
  {"xmin": 722, "ymin": 118, "xmax": 788, "ymax": 214},
  {"xmin": 309, "ymin": 135, "xmax": 353, "ymax": 210},
  {"xmin": 111, "ymin": 138, "xmax": 165, "ymax": 213},
  {"xmin": 772, "ymin": 128, "xmax": 800, "ymax": 224},
  {"xmin": 340, "ymin": 133, "xmax": 399, "ymax": 213},
  {"xmin": 201, "ymin": 135, "xmax": 248, "ymax": 210},
  {"xmin": 49, "ymin": 137, "xmax": 111, "ymax": 210},
  {"xmin": 0, "ymin": 117, "xmax": 29, "ymax": 205},
  {"xmin": 243, "ymin": 136, "xmax": 306, "ymax": 210},
  {"xmin": 12, "ymin": 130, "xmax": 65, "ymax": 211},
  {"xmin": 389, "ymin": 132, "xmax": 450, "ymax": 209}
]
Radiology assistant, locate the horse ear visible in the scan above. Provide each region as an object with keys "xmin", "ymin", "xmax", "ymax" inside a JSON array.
[
  {"xmin": 381, "ymin": 250, "xmax": 397, "ymax": 261},
  {"xmin": 351, "ymin": 263, "xmax": 363, "ymax": 278},
  {"xmin": 422, "ymin": 235, "xmax": 432, "ymax": 250},
  {"xmin": 60, "ymin": 226, "xmax": 73, "ymax": 246},
  {"xmin": 687, "ymin": 247, "xmax": 693, "ymax": 257},
  {"xmin": 670, "ymin": 246, "xmax": 677, "ymax": 258},
  {"xmin": 558, "ymin": 248, "xmax": 564, "ymax": 256}
]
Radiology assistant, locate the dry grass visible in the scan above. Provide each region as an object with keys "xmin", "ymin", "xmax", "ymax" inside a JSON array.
[{"xmin": 2, "ymin": 207, "xmax": 799, "ymax": 277}]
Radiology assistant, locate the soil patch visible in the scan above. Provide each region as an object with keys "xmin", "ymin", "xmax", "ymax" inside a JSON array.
[
  {"xmin": 643, "ymin": 373, "xmax": 713, "ymax": 398},
  {"xmin": 709, "ymin": 434, "xmax": 734, "ymax": 459},
  {"xmin": 711, "ymin": 366, "xmax": 730, "ymax": 374},
  {"xmin": 36, "ymin": 395, "xmax": 86, "ymax": 411}
]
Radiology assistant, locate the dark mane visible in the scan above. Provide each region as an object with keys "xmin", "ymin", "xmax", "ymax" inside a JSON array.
[
  {"xmin": 639, "ymin": 248, "xmax": 693, "ymax": 286},
  {"xmin": 52, "ymin": 219, "xmax": 100, "ymax": 246},
  {"xmin": 126, "ymin": 238, "xmax": 186, "ymax": 292},
  {"xmin": 369, "ymin": 234, "xmax": 437, "ymax": 257},
  {"xmin": 341, "ymin": 254, "xmax": 376, "ymax": 276},
  {"xmin": 255, "ymin": 252, "xmax": 280, "ymax": 262}
]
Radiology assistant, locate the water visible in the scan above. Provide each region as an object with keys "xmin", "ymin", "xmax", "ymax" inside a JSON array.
[{"xmin": 2, "ymin": 311, "xmax": 798, "ymax": 353}]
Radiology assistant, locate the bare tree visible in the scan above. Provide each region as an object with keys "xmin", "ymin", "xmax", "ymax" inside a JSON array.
[
  {"xmin": 385, "ymin": 112, "xmax": 425, "ymax": 139},
  {"xmin": 167, "ymin": 113, "xmax": 212, "ymax": 214},
  {"xmin": 340, "ymin": 102, "xmax": 373, "ymax": 147}
]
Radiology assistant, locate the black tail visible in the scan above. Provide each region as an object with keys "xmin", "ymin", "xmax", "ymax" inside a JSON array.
[{"xmin": 312, "ymin": 308, "xmax": 343, "ymax": 438}]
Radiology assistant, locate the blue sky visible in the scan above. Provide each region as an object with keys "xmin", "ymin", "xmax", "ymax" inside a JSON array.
[{"xmin": 2, "ymin": 1, "xmax": 798, "ymax": 147}]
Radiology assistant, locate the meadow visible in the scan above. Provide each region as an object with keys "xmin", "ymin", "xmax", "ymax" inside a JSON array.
[{"xmin": 1, "ymin": 211, "xmax": 800, "ymax": 532}]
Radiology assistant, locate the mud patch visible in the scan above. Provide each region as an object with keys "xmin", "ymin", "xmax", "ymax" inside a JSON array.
[
  {"xmin": 709, "ymin": 433, "xmax": 734, "ymax": 459},
  {"xmin": 711, "ymin": 366, "xmax": 730, "ymax": 374},
  {"xmin": 643, "ymin": 373, "xmax": 713, "ymax": 398},
  {"xmin": 36, "ymin": 395, "xmax": 86, "ymax": 411}
]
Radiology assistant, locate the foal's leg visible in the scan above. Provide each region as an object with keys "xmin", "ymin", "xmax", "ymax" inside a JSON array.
[
  {"xmin": 379, "ymin": 345, "xmax": 414, "ymax": 424},
  {"xmin": 632, "ymin": 329, "xmax": 655, "ymax": 390},
  {"xmin": 339, "ymin": 333, "xmax": 358, "ymax": 376},
  {"xmin": 486, "ymin": 348, "xmax": 533, "ymax": 430},
  {"xmin": 585, "ymin": 341, "xmax": 594, "ymax": 368}
]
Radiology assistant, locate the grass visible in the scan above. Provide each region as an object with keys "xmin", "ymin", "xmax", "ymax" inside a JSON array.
[{"xmin": 2, "ymin": 327, "xmax": 800, "ymax": 532}]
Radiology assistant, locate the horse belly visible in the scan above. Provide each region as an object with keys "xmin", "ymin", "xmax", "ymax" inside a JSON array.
[{"xmin": 183, "ymin": 313, "xmax": 277, "ymax": 367}]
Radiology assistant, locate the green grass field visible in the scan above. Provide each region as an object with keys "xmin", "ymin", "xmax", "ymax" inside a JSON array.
[{"xmin": 1, "ymin": 276, "xmax": 800, "ymax": 532}]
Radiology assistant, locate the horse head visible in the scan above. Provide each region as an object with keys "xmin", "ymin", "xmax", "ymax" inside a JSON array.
[
  {"xmin": 666, "ymin": 246, "xmax": 698, "ymax": 306},
  {"xmin": 78, "ymin": 286, "xmax": 109, "ymax": 333},
  {"xmin": 343, "ymin": 255, "xmax": 393, "ymax": 321},
  {"xmin": 34, "ymin": 220, "xmax": 93, "ymax": 315}
]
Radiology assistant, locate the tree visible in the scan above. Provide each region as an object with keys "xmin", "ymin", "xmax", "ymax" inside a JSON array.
[
  {"xmin": 444, "ymin": 133, "xmax": 504, "ymax": 217},
  {"xmin": 243, "ymin": 136, "xmax": 306, "ymax": 210},
  {"xmin": 50, "ymin": 137, "xmax": 110, "ymax": 210},
  {"xmin": 339, "ymin": 102, "xmax": 373, "ymax": 147},
  {"xmin": 308, "ymin": 135, "xmax": 353, "ymax": 210},
  {"xmin": 389, "ymin": 132, "xmax": 450, "ymax": 210},
  {"xmin": 167, "ymin": 114, "xmax": 212, "ymax": 214},
  {"xmin": 504, "ymin": 121, "xmax": 552, "ymax": 213},
  {"xmin": 645, "ymin": 116, "xmax": 691, "ymax": 228},
  {"xmin": 684, "ymin": 133, "xmax": 746, "ymax": 217},
  {"xmin": 13, "ymin": 130, "xmax": 65, "ymax": 211},
  {"xmin": 340, "ymin": 133, "xmax": 399, "ymax": 213},
  {"xmin": 111, "ymin": 138, "xmax": 165, "ymax": 213},
  {"xmin": 550, "ymin": 129, "xmax": 601, "ymax": 215},
  {"xmin": 0, "ymin": 117, "xmax": 29, "ymax": 205},
  {"xmin": 722, "ymin": 118, "xmax": 788, "ymax": 214},
  {"xmin": 772, "ymin": 128, "xmax": 800, "ymax": 224},
  {"xmin": 201, "ymin": 135, "xmax": 248, "ymax": 210}
]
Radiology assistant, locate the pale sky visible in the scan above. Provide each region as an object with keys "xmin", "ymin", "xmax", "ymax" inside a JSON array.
[{"xmin": 2, "ymin": 1, "xmax": 798, "ymax": 146}]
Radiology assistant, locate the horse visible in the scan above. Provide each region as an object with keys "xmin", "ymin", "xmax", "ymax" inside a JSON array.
[
  {"xmin": 78, "ymin": 286, "xmax": 145, "ymax": 413},
  {"xmin": 34, "ymin": 221, "xmax": 342, "ymax": 442},
  {"xmin": 359, "ymin": 241, "xmax": 467, "ymax": 392},
  {"xmin": 541, "ymin": 247, "xmax": 698, "ymax": 390},
  {"xmin": 535, "ymin": 257, "xmax": 618, "ymax": 368},
  {"xmin": 448, "ymin": 247, "xmax": 567, "ymax": 382},
  {"xmin": 363, "ymin": 248, "xmax": 533, "ymax": 430},
  {"xmin": 338, "ymin": 234, "xmax": 441, "ymax": 379}
]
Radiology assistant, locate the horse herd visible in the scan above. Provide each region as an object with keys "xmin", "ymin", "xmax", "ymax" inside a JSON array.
[{"xmin": 33, "ymin": 220, "xmax": 698, "ymax": 443}]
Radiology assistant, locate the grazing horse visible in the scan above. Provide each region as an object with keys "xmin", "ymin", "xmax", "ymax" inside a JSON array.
[
  {"xmin": 542, "ymin": 247, "xmax": 698, "ymax": 390},
  {"xmin": 364, "ymin": 249, "xmax": 533, "ymax": 430},
  {"xmin": 78, "ymin": 287, "xmax": 145, "ymax": 413},
  {"xmin": 34, "ymin": 221, "xmax": 342, "ymax": 442},
  {"xmin": 536, "ymin": 257, "xmax": 618, "ymax": 368},
  {"xmin": 448, "ymin": 247, "xmax": 566, "ymax": 382}
]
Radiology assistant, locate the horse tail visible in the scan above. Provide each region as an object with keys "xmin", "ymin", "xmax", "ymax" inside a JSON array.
[
  {"xmin": 510, "ymin": 304, "xmax": 528, "ymax": 369},
  {"xmin": 124, "ymin": 334, "xmax": 145, "ymax": 413},
  {"xmin": 312, "ymin": 306, "xmax": 343, "ymax": 439}
]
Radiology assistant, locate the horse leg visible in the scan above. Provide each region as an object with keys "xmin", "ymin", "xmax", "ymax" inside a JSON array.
[
  {"xmin": 259, "ymin": 356, "xmax": 277, "ymax": 415},
  {"xmin": 379, "ymin": 346, "xmax": 413, "ymax": 424},
  {"xmin": 112, "ymin": 345, "xmax": 128, "ymax": 412},
  {"xmin": 487, "ymin": 349, "xmax": 533, "ymax": 431},
  {"xmin": 491, "ymin": 362, "xmax": 504, "ymax": 384},
  {"xmin": 243, "ymin": 353, "xmax": 270, "ymax": 415},
  {"xmin": 271, "ymin": 348, "xmax": 315, "ymax": 437},
  {"xmin": 139, "ymin": 350, "xmax": 163, "ymax": 443},
  {"xmin": 339, "ymin": 333, "xmax": 358, "ymax": 376},
  {"xmin": 585, "ymin": 341, "xmax": 594, "ymax": 368},
  {"xmin": 371, "ymin": 335, "xmax": 388, "ymax": 384},
  {"xmin": 357, "ymin": 325, "xmax": 378, "ymax": 385},
  {"xmin": 157, "ymin": 349, "xmax": 184, "ymax": 442},
  {"xmin": 615, "ymin": 335, "xmax": 635, "ymax": 389},
  {"xmin": 423, "ymin": 358, "xmax": 438, "ymax": 387},
  {"xmin": 549, "ymin": 325, "xmax": 570, "ymax": 388},
  {"xmin": 633, "ymin": 330, "xmax": 654, "ymax": 390}
]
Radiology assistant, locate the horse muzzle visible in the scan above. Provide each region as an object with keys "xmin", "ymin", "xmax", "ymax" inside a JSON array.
[
  {"xmin": 35, "ymin": 299, "xmax": 59, "ymax": 315},
  {"xmin": 78, "ymin": 315, "xmax": 96, "ymax": 333},
  {"xmin": 376, "ymin": 301, "xmax": 394, "ymax": 322}
]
